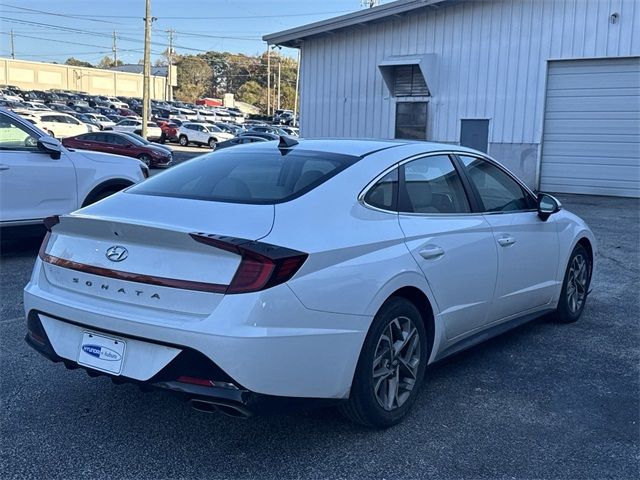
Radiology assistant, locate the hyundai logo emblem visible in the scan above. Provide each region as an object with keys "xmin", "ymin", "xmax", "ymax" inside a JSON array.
[{"xmin": 105, "ymin": 245, "xmax": 128, "ymax": 262}]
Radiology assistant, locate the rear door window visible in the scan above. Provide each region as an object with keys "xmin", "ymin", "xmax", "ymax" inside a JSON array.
[
  {"xmin": 400, "ymin": 155, "xmax": 471, "ymax": 214},
  {"xmin": 129, "ymin": 148, "xmax": 359, "ymax": 204}
]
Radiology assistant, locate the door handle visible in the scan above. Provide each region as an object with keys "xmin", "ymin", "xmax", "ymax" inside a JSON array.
[
  {"xmin": 0, "ymin": 164, "xmax": 9, "ymax": 171},
  {"xmin": 419, "ymin": 245, "xmax": 445, "ymax": 260},
  {"xmin": 497, "ymin": 235, "xmax": 516, "ymax": 247}
]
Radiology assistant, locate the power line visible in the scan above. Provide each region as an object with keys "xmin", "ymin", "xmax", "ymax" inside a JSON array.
[
  {"xmin": 172, "ymin": 31, "xmax": 262, "ymax": 41},
  {"xmin": 0, "ymin": 31, "xmax": 147, "ymax": 54},
  {"xmin": 1, "ymin": 51, "xmax": 112, "ymax": 57},
  {"xmin": 0, "ymin": 8, "xmax": 354, "ymax": 20},
  {"xmin": 0, "ymin": 17, "xmax": 256, "ymax": 55},
  {"xmin": 0, "ymin": 3, "xmax": 122, "ymax": 25}
]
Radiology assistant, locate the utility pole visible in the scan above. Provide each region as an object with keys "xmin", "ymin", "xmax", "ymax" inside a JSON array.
[
  {"xmin": 142, "ymin": 0, "xmax": 152, "ymax": 139},
  {"xmin": 266, "ymin": 44, "xmax": 271, "ymax": 117},
  {"xmin": 166, "ymin": 29, "xmax": 175, "ymax": 101},
  {"xmin": 167, "ymin": 29, "xmax": 174, "ymax": 64},
  {"xmin": 112, "ymin": 31, "xmax": 118, "ymax": 66},
  {"xmin": 277, "ymin": 55, "xmax": 281, "ymax": 111},
  {"xmin": 10, "ymin": 29, "xmax": 15, "ymax": 59},
  {"xmin": 293, "ymin": 49, "xmax": 300, "ymax": 127}
]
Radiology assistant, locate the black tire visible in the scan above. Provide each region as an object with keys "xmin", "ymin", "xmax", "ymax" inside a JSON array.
[
  {"xmin": 340, "ymin": 297, "xmax": 428, "ymax": 428},
  {"xmin": 137, "ymin": 153, "xmax": 151, "ymax": 167},
  {"xmin": 208, "ymin": 138, "xmax": 217, "ymax": 149},
  {"xmin": 159, "ymin": 133, "xmax": 166, "ymax": 144},
  {"xmin": 552, "ymin": 243, "xmax": 592, "ymax": 323},
  {"xmin": 179, "ymin": 135, "xmax": 189, "ymax": 146},
  {"xmin": 86, "ymin": 189, "xmax": 119, "ymax": 206}
]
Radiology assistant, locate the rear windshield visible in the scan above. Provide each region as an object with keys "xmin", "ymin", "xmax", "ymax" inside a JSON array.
[{"xmin": 129, "ymin": 148, "xmax": 359, "ymax": 204}]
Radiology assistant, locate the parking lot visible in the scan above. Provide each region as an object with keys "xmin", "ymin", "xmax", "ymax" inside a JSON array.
[
  {"xmin": 162, "ymin": 143, "xmax": 209, "ymax": 169},
  {"xmin": 1, "ymin": 194, "xmax": 638, "ymax": 479}
]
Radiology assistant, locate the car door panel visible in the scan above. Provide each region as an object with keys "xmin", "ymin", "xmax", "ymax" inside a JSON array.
[
  {"xmin": 483, "ymin": 212, "xmax": 560, "ymax": 320},
  {"xmin": 397, "ymin": 154, "xmax": 499, "ymax": 340},
  {"xmin": 400, "ymin": 216, "xmax": 499, "ymax": 339},
  {"xmin": 0, "ymin": 151, "xmax": 77, "ymax": 222},
  {"xmin": 458, "ymin": 154, "xmax": 561, "ymax": 321}
]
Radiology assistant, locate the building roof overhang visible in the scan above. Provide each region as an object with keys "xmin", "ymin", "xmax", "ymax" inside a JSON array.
[{"xmin": 263, "ymin": 0, "xmax": 456, "ymax": 48}]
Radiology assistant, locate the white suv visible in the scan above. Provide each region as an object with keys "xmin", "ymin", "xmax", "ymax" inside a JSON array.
[
  {"xmin": 177, "ymin": 122, "xmax": 233, "ymax": 148},
  {"xmin": 17, "ymin": 111, "xmax": 91, "ymax": 138},
  {"xmin": 0, "ymin": 108, "xmax": 147, "ymax": 229},
  {"xmin": 113, "ymin": 119, "xmax": 162, "ymax": 140}
]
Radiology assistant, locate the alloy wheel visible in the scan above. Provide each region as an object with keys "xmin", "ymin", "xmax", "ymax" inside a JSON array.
[
  {"xmin": 372, "ymin": 316, "xmax": 421, "ymax": 411},
  {"xmin": 138, "ymin": 154, "xmax": 151, "ymax": 166},
  {"xmin": 566, "ymin": 253, "xmax": 588, "ymax": 314}
]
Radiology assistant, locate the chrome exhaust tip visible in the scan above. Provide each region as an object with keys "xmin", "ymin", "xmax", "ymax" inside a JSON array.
[{"xmin": 189, "ymin": 399, "xmax": 251, "ymax": 419}]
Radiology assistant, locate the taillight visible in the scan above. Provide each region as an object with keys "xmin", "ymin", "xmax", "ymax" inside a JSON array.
[
  {"xmin": 43, "ymin": 215, "xmax": 60, "ymax": 231},
  {"xmin": 190, "ymin": 233, "xmax": 308, "ymax": 294},
  {"xmin": 38, "ymin": 215, "xmax": 59, "ymax": 259}
]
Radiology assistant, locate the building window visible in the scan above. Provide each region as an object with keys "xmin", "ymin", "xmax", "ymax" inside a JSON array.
[
  {"xmin": 395, "ymin": 102, "xmax": 427, "ymax": 140},
  {"xmin": 393, "ymin": 65, "xmax": 429, "ymax": 97}
]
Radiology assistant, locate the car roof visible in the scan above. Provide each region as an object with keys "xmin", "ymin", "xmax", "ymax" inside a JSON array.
[{"xmin": 227, "ymin": 138, "xmax": 486, "ymax": 158}]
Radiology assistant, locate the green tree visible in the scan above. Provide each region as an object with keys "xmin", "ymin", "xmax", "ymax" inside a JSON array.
[
  {"xmin": 174, "ymin": 55, "xmax": 213, "ymax": 102},
  {"xmin": 97, "ymin": 56, "xmax": 123, "ymax": 69},
  {"xmin": 236, "ymin": 80, "xmax": 263, "ymax": 107},
  {"xmin": 64, "ymin": 57, "xmax": 94, "ymax": 68}
]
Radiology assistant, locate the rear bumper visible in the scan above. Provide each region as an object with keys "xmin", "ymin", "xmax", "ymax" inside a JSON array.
[
  {"xmin": 25, "ymin": 312, "xmax": 338, "ymax": 416},
  {"xmin": 24, "ymin": 261, "xmax": 371, "ymax": 399}
]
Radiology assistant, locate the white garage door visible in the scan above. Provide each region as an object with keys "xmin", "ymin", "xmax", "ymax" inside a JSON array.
[{"xmin": 540, "ymin": 57, "xmax": 640, "ymax": 198}]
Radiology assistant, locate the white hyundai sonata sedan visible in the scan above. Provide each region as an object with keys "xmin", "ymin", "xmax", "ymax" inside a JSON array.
[{"xmin": 24, "ymin": 138, "xmax": 595, "ymax": 427}]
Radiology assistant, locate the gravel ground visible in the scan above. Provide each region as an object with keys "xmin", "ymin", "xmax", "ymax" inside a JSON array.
[{"xmin": 0, "ymin": 194, "xmax": 638, "ymax": 480}]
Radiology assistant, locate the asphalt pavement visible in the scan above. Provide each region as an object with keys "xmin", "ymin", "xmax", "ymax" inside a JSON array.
[{"xmin": 1, "ymin": 194, "xmax": 638, "ymax": 479}]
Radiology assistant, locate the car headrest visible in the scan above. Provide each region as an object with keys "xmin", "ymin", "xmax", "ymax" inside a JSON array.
[{"xmin": 294, "ymin": 170, "xmax": 324, "ymax": 191}]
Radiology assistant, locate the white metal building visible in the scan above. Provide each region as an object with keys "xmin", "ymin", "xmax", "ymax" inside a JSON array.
[{"xmin": 265, "ymin": 0, "xmax": 640, "ymax": 197}]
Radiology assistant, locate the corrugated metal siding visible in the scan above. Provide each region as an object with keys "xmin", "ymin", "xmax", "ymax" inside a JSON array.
[
  {"xmin": 298, "ymin": 0, "xmax": 640, "ymax": 143},
  {"xmin": 540, "ymin": 57, "xmax": 640, "ymax": 197}
]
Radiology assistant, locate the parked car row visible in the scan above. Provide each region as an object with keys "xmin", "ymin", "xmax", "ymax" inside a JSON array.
[{"xmin": 0, "ymin": 108, "xmax": 148, "ymax": 231}]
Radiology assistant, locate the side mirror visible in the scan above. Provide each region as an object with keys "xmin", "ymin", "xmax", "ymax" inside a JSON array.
[
  {"xmin": 537, "ymin": 193, "xmax": 561, "ymax": 221},
  {"xmin": 37, "ymin": 135, "xmax": 62, "ymax": 160}
]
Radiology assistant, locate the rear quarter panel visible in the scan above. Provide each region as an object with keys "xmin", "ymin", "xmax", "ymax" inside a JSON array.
[{"xmin": 267, "ymin": 145, "xmax": 442, "ymax": 319}]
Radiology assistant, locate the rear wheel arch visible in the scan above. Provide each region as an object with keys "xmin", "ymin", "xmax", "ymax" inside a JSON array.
[
  {"xmin": 387, "ymin": 286, "xmax": 435, "ymax": 359},
  {"xmin": 82, "ymin": 179, "xmax": 134, "ymax": 207}
]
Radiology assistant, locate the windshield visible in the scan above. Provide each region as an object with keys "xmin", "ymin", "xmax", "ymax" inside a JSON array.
[{"xmin": 129, "ymin": 148, "xmax": 359, "ymax": 204}]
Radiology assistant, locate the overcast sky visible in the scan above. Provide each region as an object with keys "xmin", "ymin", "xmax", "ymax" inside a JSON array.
[{"xmin": 0, "ymin": 0, "xmax": 375, "ymax": 64}]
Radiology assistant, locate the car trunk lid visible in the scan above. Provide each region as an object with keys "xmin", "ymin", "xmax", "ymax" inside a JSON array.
[{"xmin": 40, "ymin": 193, "xmax": 274, "ymax": 316}]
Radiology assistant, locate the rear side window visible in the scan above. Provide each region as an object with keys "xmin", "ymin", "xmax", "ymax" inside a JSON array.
[
  {"xmin": 364, "ymin": 169, "xmax": 398, "ymax": 211},
  {"xmin": 129, "ymin": 149, "xmax": 359, "ymax": 204}
]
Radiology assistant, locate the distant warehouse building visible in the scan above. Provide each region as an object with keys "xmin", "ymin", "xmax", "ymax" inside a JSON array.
[{"xmin": 265, "ymin": 0, "xmax": 640, "ymax": 197}]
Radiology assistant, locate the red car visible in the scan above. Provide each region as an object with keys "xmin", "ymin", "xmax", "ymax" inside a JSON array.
[
  {"xmin": 62, "ymin": 131, "xmax": 173, "ymax": 168},
  {"xmin": 156, "ymin": 119, "xmax": 179, "ymax": 143},
  {"xmin": 117, "ymin": 108, "xmax": 138, "ymax": 117}
]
